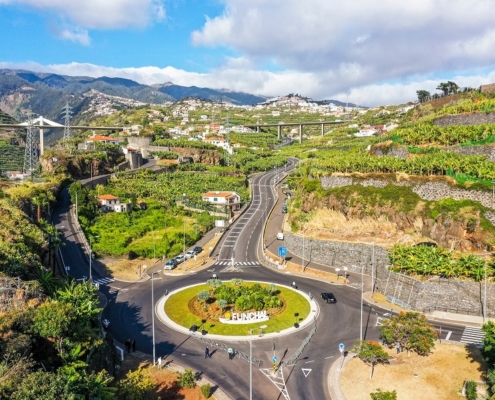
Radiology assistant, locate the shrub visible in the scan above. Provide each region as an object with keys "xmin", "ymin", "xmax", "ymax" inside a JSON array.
[
  {"xmin": 465, "ymin": 380, "xmax": 477, "ymax": 400},
  {"xmin": 370, "ymin": 389, "xmax": 397, "ymax": 400},
  {"xmin": 200, "ymin": 383, "xmax": 211, "ymax": 399},
  {"xmin": 178, "ymin": 369, "xmax": 196, "ymax": 389}
]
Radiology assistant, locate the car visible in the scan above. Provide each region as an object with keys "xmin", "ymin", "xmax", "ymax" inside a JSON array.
[
  {"xmin": 185, "ymin": 250, "xmax": 195, "ymax": 259},
  {"xmin": 321, "ymin": 293, "xmax": 337, "ymax": 303},
  {"xmin": 193, "ymin": 246, "xmax": 203, "ymax": 254},
  {"xmin": 282, "ymin": 205, "xmax": 288, "ymax": 213},
  {"xmin": 277, "ymin": 232, "xmax": 284, "ymax": 240},
  {"xmin": 174, "ymin": 255, "xmax": 185, "ymax": 264},
  {"xmin": 164, "ymin": 259, "xmax": 177, "ymax": 270}
]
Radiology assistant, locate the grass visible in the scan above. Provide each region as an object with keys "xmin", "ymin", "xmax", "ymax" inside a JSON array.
[{"xmin": 165, "ymin": 282, "xmax": 310, "ymax": 336}]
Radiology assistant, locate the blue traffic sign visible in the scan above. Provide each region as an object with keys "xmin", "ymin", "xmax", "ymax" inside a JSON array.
[
  {"xmin": 339, "ymin": 343, "xmax": 345, "ymax": 351},
  {"xmin": 272, "ymin": 356, "xmax": 278, "ymax": 363},
  {"xmin": 278, "ymin": 246, "xmax": 288, "ymax": 257}
]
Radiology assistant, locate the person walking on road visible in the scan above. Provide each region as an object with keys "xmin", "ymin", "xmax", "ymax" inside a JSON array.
[
  {"xmin": 125, "ymin": 339, "xmax": 131, "ymax": 353},
  {"xmin": 228, "ymin": 347, "xmax": 233, "ymax": 360},
  {"xmin": 205, "ymin": 346, "xmax": 210, "ymax": 359},
  {"xmin": 132, "ymin": 339, "xmax": 136, "ymax": 352}
]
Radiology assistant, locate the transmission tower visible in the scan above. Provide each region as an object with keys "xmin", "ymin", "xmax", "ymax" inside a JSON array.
[
  {"xmin": 224, "ymin": 114, "xmax": 231, "ymax": 167},
  {"xmin": 23, "ymin": 111, "xmax": 38, "ymax": 176},
  {"xmin": 62, "ymin": 102, "xmax": 73, "ymax": 144}
]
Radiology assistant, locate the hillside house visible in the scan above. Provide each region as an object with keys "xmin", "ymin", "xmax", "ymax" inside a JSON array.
[
  {"xmin": 84, "ymin": 134, "xmax": 121, "ymax": 150},
  {"xmin": 97, "ymin": 194, "xmax": 131, "ymax": 213},
  {"xmin": 202, "ymin": 191, "xmax": 241, "ymax": 212}
]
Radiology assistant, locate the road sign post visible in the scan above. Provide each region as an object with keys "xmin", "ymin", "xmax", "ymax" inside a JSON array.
[
  {"xmin": 339, "ymin": 343, "xmax": 345, "ymax": 370},
  {"xmin": 278, "ymin": 246, "xmax": 287, "ymax": 264}
]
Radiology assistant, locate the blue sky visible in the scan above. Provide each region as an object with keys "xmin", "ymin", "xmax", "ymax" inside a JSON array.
[{"xmin": 1, "ymin": 0, "xmax": 495, "ymax": 106}]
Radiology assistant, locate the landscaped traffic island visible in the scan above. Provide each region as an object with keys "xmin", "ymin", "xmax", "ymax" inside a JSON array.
[{"xmin": 164, "ymin": 280, "xmax": 311, "ymax": 336}]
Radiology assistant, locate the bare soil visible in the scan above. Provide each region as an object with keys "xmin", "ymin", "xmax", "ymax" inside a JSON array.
[{"xmin": 340, "ymin": 343, "xmax": 486, "ymax": 400}]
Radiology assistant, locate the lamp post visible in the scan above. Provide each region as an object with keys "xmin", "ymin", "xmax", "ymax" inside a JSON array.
[
  {"xmin": 343, "ymin": 267, "xmax": 348, "ymax": 283},
  {"xmin": 151, "ymin": 271, "xmax": 157, "ymax": 365},
  {"xmin": 302, "ymin": 230, "xmax": 305, "ymax": 273},
  {"xmin": 89, "ymin": 235, "xmax": 99, "ymax": 282},
  {"xmin": 360, "ymin": 264, "xmax": 364, "ymax": 343},
  {"xmin": 336, "ymin": 268, "xmax": 340, "ymax": 281},
  {"xmin": 250, "ymin": 325, "xmax": 267, "ymax": 400}
]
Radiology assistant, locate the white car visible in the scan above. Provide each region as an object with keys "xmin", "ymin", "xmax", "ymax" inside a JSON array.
[
  {"xmin": 174, "ymin": 255, "xmax": 185, "ymax": 264},
  {"xmin": 277, "ymin": 232, "xmax": 284, "ymax": 240},
  {"xmin": 185, "ymin": 250, "xmax": 195, "ymax": 259}
]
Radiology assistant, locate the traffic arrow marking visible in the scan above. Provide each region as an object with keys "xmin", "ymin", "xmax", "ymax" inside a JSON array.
[{"xmin": 301, "ymin": 368, "xmax": 312, "ymax": 377}]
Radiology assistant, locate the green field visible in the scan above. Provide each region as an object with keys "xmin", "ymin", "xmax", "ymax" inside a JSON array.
[{"xmin": 164, "ymin": 282, "xmax": 311, "ymax": 336}]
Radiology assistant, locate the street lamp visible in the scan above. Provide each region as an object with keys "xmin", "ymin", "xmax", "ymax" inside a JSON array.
[
  {"xmin": 151, "ymin": 271, "xmax": 157, "ymax": 366},
  {"xmin": 343, "ymin": 267, "xmax": 348, "ymax": 283},
  {"xmin": 89, "ymin": 235, "xmax": 99, "ymax": 282},
  {"xmin": 360, "ymin": 264, "xmax": 364, "ymax": 343},
  {"xmin": 335, "ymin": 268, "xmax": 340, "ymax": 281},
  {"xmin": 250, "ymin": 325, "xmax": 267, "ymax": 400}
]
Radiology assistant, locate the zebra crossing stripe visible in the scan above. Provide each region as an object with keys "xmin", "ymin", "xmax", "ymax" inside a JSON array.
[{"xmin": 460, "ymin": 326, "xmax": 485, "ymax": 344}]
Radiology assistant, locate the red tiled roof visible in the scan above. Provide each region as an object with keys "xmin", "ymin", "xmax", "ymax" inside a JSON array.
[
  {"xmin": 203, "ymin": 191, "xmax": 237, "ymax": 198},
  {"xmin": 98, "ymin": 194, "xmax": 119, "ymax": 200},
  {"xmin": 86, "ymin": 135, "xmax": 116, "ymax": 142}
]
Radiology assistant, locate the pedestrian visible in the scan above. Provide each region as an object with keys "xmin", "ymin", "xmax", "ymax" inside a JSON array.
[
  {"xmin": 205, "ymin": 346, "xmax": 210, "ymax": 359},
  {"xmin": 396, "ymin": 343, "xmax": 401, "ymax": 354},
  {"xmin": 125, "ymin": 339, "xmax": 130, "ymax": 353},
  {"xmin": 228, "ymin": 347, "xmax": 233, "ymax": 360},
  {"xmin": 132, "ymin": 339, "xmax": 136, "ymax": 352},
  {"xmin": 157, "ymin": 357, "xmax": 162, "ymax": 369}
]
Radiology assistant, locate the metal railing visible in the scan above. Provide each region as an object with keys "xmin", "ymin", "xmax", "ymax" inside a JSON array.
[
  {"xmin": 284, "ymin": 317, "xmax": 317, "ymax": 366},
  {"xmin": 386, "ymin": 295, "xmax": 411, "ymax": 310},
  {"xmin": 190, "ymin": 333, "xmax": 263, "ymax": 367}
]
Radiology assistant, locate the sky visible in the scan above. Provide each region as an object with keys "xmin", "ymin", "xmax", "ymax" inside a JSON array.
[{"xmin": 1, "ymin": 0, "xmax": 495, "ymax": 106}]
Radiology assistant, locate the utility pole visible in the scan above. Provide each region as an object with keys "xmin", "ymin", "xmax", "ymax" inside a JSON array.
[
  {"xmin": 360, "ymin": 263, "xmax": 364, "ymax": 343},
  {"xmin": 23, "ymin": 110, "xmax": 38, "ymax": 177},
  {"xmin": 62, "ymin": 102, "xmax": 73, "ymax": 145},
  {"xmin": 152, "ymin": 272, "xmax": 156, "ymax": 366}
]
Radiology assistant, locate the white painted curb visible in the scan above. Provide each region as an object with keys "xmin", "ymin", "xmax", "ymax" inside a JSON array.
[{"xmin": 155, "ymin": 280, "xmax": 319, "ymax": 341}]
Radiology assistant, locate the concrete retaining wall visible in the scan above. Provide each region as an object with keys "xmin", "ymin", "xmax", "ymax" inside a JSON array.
[{"xmin": 434, "ymin": 112, "xmax": 495, "ymax": 126}]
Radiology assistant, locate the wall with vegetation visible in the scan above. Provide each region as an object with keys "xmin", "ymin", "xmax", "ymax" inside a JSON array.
[
  {"xmin": 284, "ymin": 233, "xmax": 495, "ymax": 316},
  {"xmin": 320, "ymin": 176, "xmax": 495, "ymax": 210},
  {"xmin": 445, "ymin": 144, "xmax": 495, "ymax": 161},
  {"xmin": 434, "ymin": 112, "xmax": 495, "ymax": 126}
]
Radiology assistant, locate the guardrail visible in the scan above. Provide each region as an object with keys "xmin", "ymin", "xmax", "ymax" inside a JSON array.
[{"xmin": 385, "ymin": 295, "xmax": 411, "ymax": 310}]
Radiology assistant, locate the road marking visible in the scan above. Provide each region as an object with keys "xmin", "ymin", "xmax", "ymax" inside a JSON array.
[
  {"xmin": 301, "ymin": 368, "xmax": 312, "ymax": 377},
  {"xmin": 305, "ymin": 360, "xmax": 314, "ymax": 363},
  {"xmin": 460, "ymin": 326, "xmax": 485, "ymax": 345},
  {"xmin": 325, "ymin": 356, "xmax": 334, "ymax": 359},
  {"xmin": 445, "ymin": 331, "xmax": 452, "ymax": 341}
]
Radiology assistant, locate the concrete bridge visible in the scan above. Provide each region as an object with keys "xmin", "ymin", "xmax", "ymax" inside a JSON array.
[{"xmin": 244, "ymin": 120, "xmax": 345, "ymax": 142}]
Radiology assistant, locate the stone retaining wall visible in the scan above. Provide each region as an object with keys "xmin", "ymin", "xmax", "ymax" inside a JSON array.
[
  {"xmin": 321, "ymin": 176, "xmax": 495, "ymax": 209},
  {"xmin": 444, "ymin": 144, "xmax": 495, "ymax": 161},
  {"xmin": 434, "ymin": 112, "xmax": 495, "ymax": 126},
  {"xmin": 285, "ymin": 233, "xmax": 495, "ymax": 317}
]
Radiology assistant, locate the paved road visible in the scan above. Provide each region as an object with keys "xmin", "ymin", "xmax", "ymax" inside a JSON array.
[{"xmin": 52, "ymin": 163, "xmax": 477, "ymax": 400}]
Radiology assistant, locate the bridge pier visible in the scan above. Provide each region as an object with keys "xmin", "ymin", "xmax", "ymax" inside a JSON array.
[
  {"xmin": 299, "ymin": 124, "xmax": 303, "ymax": 143},
  {"xmin": 257, "ymin": 126, "xmax": 260, "ymax": 133},
  {"xmin": 321, "ymin": 123, "xmax": 324, "ymax": 136},
  {"xmin": 277, "ymin": 125, "xmax": 282, "ymax": 139}
]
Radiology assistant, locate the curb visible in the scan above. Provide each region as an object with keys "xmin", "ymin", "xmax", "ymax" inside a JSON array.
[{"xmin": 327, "ymin": 352, "xmax": 356, "ymax": 400}]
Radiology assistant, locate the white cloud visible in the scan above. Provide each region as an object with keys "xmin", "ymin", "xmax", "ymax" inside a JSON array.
[
  {"xmin": 50, "ymin": 25, "xmax": 90, "ymax": 46},
  {"xmin": 191, "ymin": 0, "xmax": 495, "ymax": 94},
  {"xmin": 0, "ymin": 0, "xmax": 165, "ymax": 29},
  {"xmin": 2, "ymin": 61, "xmax": 495, "ymax": 107}
]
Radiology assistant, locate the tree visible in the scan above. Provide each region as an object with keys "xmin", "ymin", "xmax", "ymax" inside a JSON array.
[
  {"xmin": 11, "ymin": 370, "xmax": 74, "ymax": 400},
  {"xmin": 482, "ymin": 320, "xmax": 495, "ymax": 367},
  {"xmin": 198, "ymin": 290, "xmax": 210, "ymax": 305},
  {"xmin": 379, "ymin": 312, "xmax": 437, "ymax": 356},
  {"xmin": 370, "ymin": 389, "xmax": 397, "ymax": 400},
  {"xmin": 178, "ymin": 369, "xmax": 196, "ymax": 389},
  {"xmin": 216, "ymin": 299, "xmax": 228, "ymax": 312},
  {"xmin": 416, "ymin": 90, "xmax": 430, "ymax": 103},
  {"xmin": 200, "ymin": 383, "xmax": 211, "ymax": 399},
  {"xmin": 353, "ymin": 340, "xmax": 389, "ymax": 379},
  {"xmin": 118, "ymin": 367, "xmax": 154, "ymax": 400},
  {"xmin": 447, "ymin": 81, "xmax": 460, "ymax": 95},
  {"xmin": 436, "ymin": 82, "xmax": 450, "ymax": 96}
]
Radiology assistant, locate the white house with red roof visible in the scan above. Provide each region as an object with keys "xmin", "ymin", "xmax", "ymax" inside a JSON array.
[
  {"xmin": 202, "ymin": 191, "xmax": 241, "ymax": 212},
  {"xmin": 84, "ymin": 134, "xmax": 121, "ymax": 150},
  {"xmin": 97, "ymin": 194, "xmax": 131, "ymax": 213}
]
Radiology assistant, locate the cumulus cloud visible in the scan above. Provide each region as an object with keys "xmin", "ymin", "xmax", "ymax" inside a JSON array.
[
  {"xmin": 0, "ymin": 0, "xmax": 165, "ymax": 29},
  {"xmin": 49, "ymin": 24, "xmax": 90, "ymax": 46},
  {"xmin": 191, "ymin": 0, "xmax": 495, "ymax": 95},
  {"xmin": 2, "ymin": 60, "xmax": 495, "ymax": 107}
]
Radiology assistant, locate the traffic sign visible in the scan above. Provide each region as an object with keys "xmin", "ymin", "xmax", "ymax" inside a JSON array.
[
  {"xmin": 272, "ymin": 356, "xmax": 278, "ymax": 363},
  {"xmin": 339, "ymin": 343, "xmax": 345, "ymax": 353},
  {"xmin": 278, "ymin": 246, "xmax": 288, "ymax": 257}
]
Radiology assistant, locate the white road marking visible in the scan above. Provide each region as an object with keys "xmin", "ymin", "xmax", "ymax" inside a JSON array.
[{"xmin": 445, "ymin": 331, "xmax": 452, "ymax": 341}]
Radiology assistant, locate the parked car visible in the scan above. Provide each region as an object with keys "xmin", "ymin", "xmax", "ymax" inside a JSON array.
[
  {"xmin": 185, "ymin": 250, "xmax": 195, "ymax": 259},
  {"xmin": 321, "ymin": 293, "xmax": 337, "ymax": 303},
  {"xmin": 174, "ymin": 255, "xmax": 185, "ymax": 264},
  {"xmin": 164, "ymin": 259, "xmax": 177, "ymax": 270},
  {"xmin": 193, "ymin": 246, "xmax": 203, "ymax": 254},
  {"xmin": 282, "ymin": 205, "xmax": 288, "ymax": 213},
  {"xmin": 277, "ymin": 232, "xmax": 284, "ymax": 240}
]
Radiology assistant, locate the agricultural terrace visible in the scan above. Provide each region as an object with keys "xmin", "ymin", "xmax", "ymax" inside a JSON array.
[{"xmin": 165, "ymin": 280, "xmax": 311, "ymax": 336}]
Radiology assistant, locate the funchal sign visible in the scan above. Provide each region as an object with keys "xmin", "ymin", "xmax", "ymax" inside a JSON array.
[{"xmin": 219, "ymin": 310, "xmax": 269, "ymax": 324}]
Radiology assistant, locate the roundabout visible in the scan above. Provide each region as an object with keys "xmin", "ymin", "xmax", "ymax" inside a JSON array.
[{"xmin": 157, "ymin": 280, "xmax": 319, "ymax": 340}]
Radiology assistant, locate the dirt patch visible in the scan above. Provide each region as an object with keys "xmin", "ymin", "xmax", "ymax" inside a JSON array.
[
  {"xmin": 117, "ymin": 354, "xmax": 213, "ymax": 400},
  {"xmin": 340, "ymin": 343, "xmax": 486, "ymax": 400},
  {"xmin": 103, "ymin": 257, "xmax": 156, "ymax": 281}
]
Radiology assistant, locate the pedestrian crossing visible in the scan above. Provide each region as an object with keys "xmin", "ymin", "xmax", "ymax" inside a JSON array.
[
  {"xmin": 93, "ymin": 277, "xmax": 115, "ymax": 286},
  {"xmin": 460, "ymin": 326, "xmax": 485, "ymax": 345},
  {"xmin": 214, "ymin": 261, "xmax": 261, "ymax": 267}
]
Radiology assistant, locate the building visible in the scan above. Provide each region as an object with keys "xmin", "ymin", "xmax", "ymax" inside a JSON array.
[
  {"xmin": 84, "ymin": 134, "xmax": 121, "ymax": 149},
  {"xmin": 202, "ymin": 191, "xmax": 241, "ymax": 212},
  {"xmin": 97, "ymin": 194, "xmax": 132, "ymax": 213}
]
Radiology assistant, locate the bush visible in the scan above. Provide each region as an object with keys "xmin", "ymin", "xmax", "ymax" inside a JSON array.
[
  {"xmin": 465, "ymin": 380, "xmax": 477, "ymax": 400},
  {"xmin": 370, "ymin": 389, "xmax": 397, "ymax": 400},
  {"xmin": 178, "ymin": 369, "xmax": 196, "ymax": 389},
  {"xmin": 200, "ymin": 383, "xmax": 211, "ymax": 399}
]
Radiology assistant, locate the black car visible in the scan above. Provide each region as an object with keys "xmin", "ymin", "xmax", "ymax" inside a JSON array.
[
  {"xmin": 193, "ymin": 246, "xmax": 203, "ymax": 254},
  {"xmin": 321, "ymin": 292, "xmax": 337, "ymax": 303}
]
